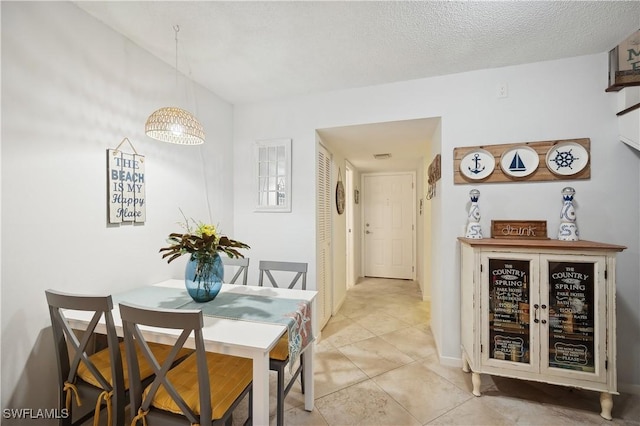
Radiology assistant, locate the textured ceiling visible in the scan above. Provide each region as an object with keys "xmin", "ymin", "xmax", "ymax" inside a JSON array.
[
  {"xmin": 75, "ymin": 1, "xmax": 640, "ymax": 105},
  {"xmin": 74, "ymin": 1, "xmax": 640, "ymax": 172}
]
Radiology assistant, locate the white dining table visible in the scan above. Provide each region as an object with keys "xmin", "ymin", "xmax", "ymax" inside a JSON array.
[{"xmin": 63, "ymin": 279, "xmax": 317, "ymax": 426}]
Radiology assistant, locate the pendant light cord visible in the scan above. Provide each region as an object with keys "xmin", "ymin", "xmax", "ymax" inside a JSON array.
[
  {"xmin": 173, "ymin": 24, "xmax": 211, "ymax": 221},
  {"xmin": 173, "ymin": 25, "xmax": 180, "ymax": 88}
]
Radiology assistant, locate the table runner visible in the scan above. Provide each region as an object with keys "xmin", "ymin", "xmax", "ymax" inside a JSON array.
[
  {"xmin": 112, "ymin": 285, "xmax": 194, "ymax": 309},
  {"xmin": 180, "ymin": 293, "xmax": 312, "ymax": 372},
  {"xmin": 114, "ymin": 286, "xmax": 312, "ymax": 371}
]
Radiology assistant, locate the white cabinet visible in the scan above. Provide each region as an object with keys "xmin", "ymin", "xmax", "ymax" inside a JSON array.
[
  {"xmin": 618, "ymin": 87, "xmax": 640, "ymax": 151},
  {"xmin": 459, "ymin": 238, "xmax": 626, "ymax": 420}
]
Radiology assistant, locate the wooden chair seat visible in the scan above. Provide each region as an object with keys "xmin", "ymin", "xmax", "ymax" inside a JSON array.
[
  {"xmin": 77, "ymin": 341, "xmax": 192, "ymax": 390},
  {"xmin": 269, "ymin": 334, "xmax": 290, "ymax": 361},
  {"xmin": 146, "ymin": 351, "xmax": 252, "ymax": 420}
]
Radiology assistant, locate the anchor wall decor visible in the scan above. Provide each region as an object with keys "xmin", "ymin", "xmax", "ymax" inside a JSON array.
[
  {"xmin": 453, "ymin": 138, "xmax": 590, "ymax": 184},
  {"xmin": 459, "ymin": 148, "xmax": 495, "ymax": 181}
]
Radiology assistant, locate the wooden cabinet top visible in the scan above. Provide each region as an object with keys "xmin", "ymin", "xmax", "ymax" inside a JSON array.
[{"xmin": 458, "ymin": 237, "xmax": 626, "ymax": 252}]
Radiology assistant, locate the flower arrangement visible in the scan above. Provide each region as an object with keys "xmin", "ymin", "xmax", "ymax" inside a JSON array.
[
  {"xmin": 159, "ymin": 215, "xmax": 250, "ymax": 263},
  {"xmin": 159, "ymin": 214, "xmax": 250, "ymax": 301}
]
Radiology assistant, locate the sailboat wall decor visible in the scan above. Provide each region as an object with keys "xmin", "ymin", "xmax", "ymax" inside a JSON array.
[
  {"xmin": 500, "ymin": 146, "xmax": 539, "ymax": 178},
  {"xmin": 453, "ymin": 138, "xmax": 590, "ymax": 184}
]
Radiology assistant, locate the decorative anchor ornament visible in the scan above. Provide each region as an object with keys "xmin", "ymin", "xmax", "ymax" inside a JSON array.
[
  {"xmin": 465, "ymin": 189, "xmax": 483, "ymax": 239},
  {"xmin": 557, "ymin": 187, "xmax": 579, "ymax": 241},
  {"xmin": 468, "ymin": 154, "xmax": 486, "ymax": 175}
]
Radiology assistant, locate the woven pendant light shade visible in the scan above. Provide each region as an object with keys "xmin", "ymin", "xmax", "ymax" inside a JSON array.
[{"xmin": 145, "ymin": 106, "xmax": 205, "ymax": 145}]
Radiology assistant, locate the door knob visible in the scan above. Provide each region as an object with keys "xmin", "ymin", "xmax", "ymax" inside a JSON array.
[{"xmin": 366, "ymin": 230, "xmax": 372, "ymax": 234}]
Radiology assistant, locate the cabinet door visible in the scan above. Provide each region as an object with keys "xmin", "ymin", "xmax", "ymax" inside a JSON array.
[
  {"xmin": 540, "ymin": 255, "xmax": 607, "ymax": 383},
  {"xmin": 481, "ymin": 252, "xmax": 539, "ymax": 374}
]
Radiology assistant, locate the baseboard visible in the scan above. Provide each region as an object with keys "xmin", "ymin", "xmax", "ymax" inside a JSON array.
[
  {"xmin": 438, "ymin": 354, "xmax": 462, "ymax": 368},
  {"xmin": 333, "ymin": 292, "xmax": 346, "ymax": 316},
  {"xmin": 619, "ymin": 382, "xmax": 640, "ymax": 396},
  {"xmin": 430, "ymin": 345, "xmax": 640, "ymax": 396},
  {"xmin": 430, "ymin": 323, "xmax": 462, "ymax": 368}
]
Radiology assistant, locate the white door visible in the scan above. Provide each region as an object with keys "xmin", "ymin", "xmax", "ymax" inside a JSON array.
[
  {"xmin": 346, "ymin": 164, "xmax": 355, "ymax": 289},
  {"xmin": 316, "ymin": 145, "xmax": 332, "ymax": 328},
  {"xmin": 363, "ymin": 173, "xmax": 414, "ymax": 279}
]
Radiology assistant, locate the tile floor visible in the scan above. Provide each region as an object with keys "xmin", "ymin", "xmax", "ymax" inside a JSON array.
[{"xmin": 248, "ymin": 277, "xmax": 640, "ymax": 426}]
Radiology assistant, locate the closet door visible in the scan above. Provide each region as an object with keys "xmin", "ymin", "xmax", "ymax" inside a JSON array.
[{"xmin": 316, "ymin": 145, "xmax": 332, "ymax": 328}]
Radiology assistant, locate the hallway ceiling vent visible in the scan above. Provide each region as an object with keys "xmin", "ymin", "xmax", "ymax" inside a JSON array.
[{"xmin": 374, "ymin": 153, "xmax": 392, "ymax": 160}]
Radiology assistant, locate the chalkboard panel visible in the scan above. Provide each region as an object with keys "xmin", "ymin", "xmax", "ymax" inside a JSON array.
[
  {"xmin": 548, "ymin": 261, "xmax": 595, "ymax": 372},
  {"xmin": 488, "ymin": 258, "xmax": 531, "ymax": 364}
]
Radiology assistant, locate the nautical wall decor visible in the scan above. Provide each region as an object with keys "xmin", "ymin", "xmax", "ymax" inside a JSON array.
[
  {"xmin": 465, "ymin": 189, "xmax": 483, "ymax": 239},
  {"xmin": 426, "ymin": 154, "xmax": 441, "ymax": 199},
  {"xmin": 107, "ymin": 138, "xmax": 146, "ymax": 224},
  {"xmin": 453, "ymin": 138, "xmax": 590, "ymax": 184},
  {"xmin": 545, "ymin": 142, "xmax": 589, "ymax": 177},
  {"xmin": 557, "ymin": 187, "xmax": 579, "ymax": 241},
  {"xmin": 459, "ymin": 149, "xmax": 495, "ymax": 181},
  {"xmin": 500, "ymin": 146, "xmax": 539, "ymax": 178}
]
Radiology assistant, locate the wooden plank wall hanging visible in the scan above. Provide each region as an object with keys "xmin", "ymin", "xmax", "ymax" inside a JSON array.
[
  {"xmin": 426, "ymin": 154, "xmax": 441, "ymax": 199},
  {"xmin": 453, "ymin": 138, "xmax": 590, "ymax": 184},
  {"xmin": 107, "ymin": 138, "xmax": 146, "ymax": 223},
  {"xmin": 606, "ymin": 29, "xmax": 640, "ymax": 92}
]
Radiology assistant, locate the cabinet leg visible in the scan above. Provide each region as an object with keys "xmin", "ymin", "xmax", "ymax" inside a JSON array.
[
  {"xmin": 471, "ymin": 372, "xmax": 482, "ymax": 397},
  {"xmin": 600, "ymin": 392, "xmax": 613, "ymax": 420},
  {"xmin": 462, "ymin": 357, "xmax": 470, "ymax": 373}
]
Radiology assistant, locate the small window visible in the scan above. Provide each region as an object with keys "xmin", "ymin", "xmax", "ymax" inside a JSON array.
[{"xmin": 255, "ymin": 138, "xmax": 291, "ymax": 212}]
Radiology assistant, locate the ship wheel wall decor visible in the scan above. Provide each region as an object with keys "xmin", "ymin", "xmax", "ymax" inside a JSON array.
[{"xmin": 336, "ymin": 168, "xmax": 345, "ymax": 215}]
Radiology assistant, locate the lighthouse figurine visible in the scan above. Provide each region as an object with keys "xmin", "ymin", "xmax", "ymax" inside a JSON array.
[
  {"xmin": 465, "ymin": 189, "xmax": 483, "ymax": 239},
  {"xmin": 558, "ymin": 187, "xmax": 579, "ymax": 241}
]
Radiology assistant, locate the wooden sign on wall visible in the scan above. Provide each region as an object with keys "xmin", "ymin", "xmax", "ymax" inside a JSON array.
[
  {"xmin": 427, "ymin": 154, "xmax": 441, "ymax": 200},
  {"xmin": 453, "ymin": 138, "xmax": 590, "ymax": 184},
  {"xmin": 107, "ymin": 138, "xmax": 145, "ymax": 223},
  {"xmin": 607, "ymin": 29, "xmax": 640, "ymax": 92}
]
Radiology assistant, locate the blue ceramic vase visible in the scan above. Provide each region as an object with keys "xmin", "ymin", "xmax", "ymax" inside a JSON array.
[{"xmin": 184, "ymin": 252, "xmax": 224, "ymax": 302}]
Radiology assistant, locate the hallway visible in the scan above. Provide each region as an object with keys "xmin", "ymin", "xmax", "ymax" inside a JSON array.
[{"xmin": 275, "ymin": 277, "xmax": 640, "ymax": 425}]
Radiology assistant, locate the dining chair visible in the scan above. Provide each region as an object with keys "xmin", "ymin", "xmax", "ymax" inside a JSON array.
[
  {"xmin": 46, "ymin": 289, "xmax": 193, "ymax": 426},
  {"xmin": 46, "ymin": 289, "xmax": 126, "ymax": 426},
  {"xmin": 223, "ymin": 256, "xmax": 250, "ymax": 285},
  {"xmin": 120, "ymin": 302, "xmax": 253, "ymax": 426},
  {"xmin": 257, "ymin": 260, "xmax": 308, "ymax": 426}
]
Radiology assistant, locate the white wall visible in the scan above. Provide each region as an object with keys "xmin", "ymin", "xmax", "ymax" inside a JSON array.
[
  {"xmin": 429, "ymin": 122, "xmax": 443, "ymax": 352},
  {"xmin": 1, "ymin": 2, "xmax": 235, "ymax": 412},
  {"xmin": 416, "ymin": 128, "xmax": 436, "ymax": 302},
  {"xmin": 234, "ymin": 54, "xmax": 640, "ymax": 389}
]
